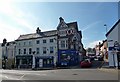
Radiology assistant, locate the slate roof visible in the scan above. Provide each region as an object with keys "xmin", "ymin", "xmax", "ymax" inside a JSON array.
[
  {"xmin": 57, "ymin": 21, "xmax": 78, "ymax": 31},
  {"xmin": 16, "ymin": 21, "xmax": 80, "ymax": 41},
  {"xmin": 66, "ymin": 22, "xmax": 78, "ymax": 30},
  {"xmin": 16, "ymin": 30, "xmax": 57, "ymax": 41},
  {"xmin": 106, "ymin": 19, "xmax": 120, "ymax": 37}
]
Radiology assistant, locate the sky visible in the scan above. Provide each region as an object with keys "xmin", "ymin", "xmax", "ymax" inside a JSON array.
[{"xmin": 0, "ymin": 1, "xmax": 119, "ymax": 48}]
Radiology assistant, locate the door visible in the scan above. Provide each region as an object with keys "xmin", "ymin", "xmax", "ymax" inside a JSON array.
[{"xmin": 39, "ymin": 59, "xmax": 43, "ymax": 67}]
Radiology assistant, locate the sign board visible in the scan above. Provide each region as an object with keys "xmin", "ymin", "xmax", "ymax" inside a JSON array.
[
  {"xmin": 109, "ymin": 47, "xmax": 115, "ymax": 51},
  {"xmin": 114, "ymin": 41, "xmax": 120, "ymax": 50},
  {"xmin": 114, "ymin": 41, "xmax": 119, "ymax": 47}
]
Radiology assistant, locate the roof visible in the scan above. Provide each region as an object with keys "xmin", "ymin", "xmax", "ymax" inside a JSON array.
[
  {"xmin": 66, "ymin": 22, "xmax": 78, "ymax": 31},
  {"xmin": 78, "ymin": 31, "xmax": 82, "ymax": 38},
  {"xmin": 57, "ymin": 21, "xmax": 78, "ymax": 31},
  {"xmin": 16, "ymin": 30, "xmax": 57, "ymax": 41},
  {"xmin": 106, "ymin": 19, "xmax": 120, "ymax": 37}
]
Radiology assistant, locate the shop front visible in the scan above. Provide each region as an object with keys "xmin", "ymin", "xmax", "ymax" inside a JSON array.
[
  {"xmin": 16, "ymin": 55, "xmax": 33, "ymax": 69},
  {"xmin": 35, "ymin": 56, "xmax": 54, "ymax": 68},
  {"xmin": 57, "ymin": 49, "xmax": 79, "ymax": 67},
  {"xmin": 117, "ymin": 51, "xmax": 120, "ymax": 69}
]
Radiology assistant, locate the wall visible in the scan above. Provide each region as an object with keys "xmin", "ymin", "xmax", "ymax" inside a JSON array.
[
  {"xmin": 107, "ymin": 22, "xmax": 119, "ymax": 67},
  {"xmin": 0, "ymin": 43, "xmax": 2, "ymax": 68},
  {"xmin": 16, "ymin": 36, "xmax": 58, "ymax": 64}
]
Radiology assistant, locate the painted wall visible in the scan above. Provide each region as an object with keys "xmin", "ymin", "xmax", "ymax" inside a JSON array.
[
  {"xmin": 107, "ymin": 22, "xmax": 119, "ymax": 67},
  {"xmin": 0, "ymin": 43, "xmax": 2, "ymax": 68},
  {"xmin": 16, "ymin": 36, "xmax": 58, "ymax": 65}
]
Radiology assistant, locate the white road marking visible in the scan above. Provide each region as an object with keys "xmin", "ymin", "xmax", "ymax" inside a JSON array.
[{"xmin": 19, "ymin": 74, "xmax": 25, "ymax": 80}]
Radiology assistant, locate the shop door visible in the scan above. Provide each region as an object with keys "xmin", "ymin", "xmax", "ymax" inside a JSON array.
[{"xmin": 39, "ymin": 59, "xmax": 43, "ymax": 67}]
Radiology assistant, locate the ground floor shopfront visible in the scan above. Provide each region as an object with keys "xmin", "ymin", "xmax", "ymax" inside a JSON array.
[
  {"xmin": 15, "ymin": 55, "xmax": 55, "ymax": 69},
  {"xmin": 57, "ymin": 49, "xmax": 81, "ymax": 67},
  {"xmin": 15, "ymin": 49, "xmax": 82, "ymax": 69}
]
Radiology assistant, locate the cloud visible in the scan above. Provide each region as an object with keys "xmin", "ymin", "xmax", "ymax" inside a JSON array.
[
  {"xmin": 7, "ymin": 0, "xmax": 119, "ymax": 2},
  {"xmin": 82, "ymin": 21, "xmax": 102, "ymax": 32},
  {"xmin": 87, "ymin": 40, "xmax": 102, "ymax": 48},
  {"xmin": 0, "ymin": 1, "xmax": 37, "ymax": 43}
]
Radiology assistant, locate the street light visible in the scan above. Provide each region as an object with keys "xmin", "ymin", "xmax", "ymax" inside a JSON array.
[{"xmin": 104, "ymin": 24, "xmax": 107, "ymax": 33}]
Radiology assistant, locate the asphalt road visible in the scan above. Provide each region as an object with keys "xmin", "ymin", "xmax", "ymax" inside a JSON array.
[{"xmin": 0, "ymin": 68, "xmax": 118, "ymax": 81}]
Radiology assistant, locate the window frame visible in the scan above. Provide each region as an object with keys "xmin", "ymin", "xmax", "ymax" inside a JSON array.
[
  {"xmin": 36, "ymin": 48, "xmax": 39, "ymax": 54},
  {"xmin": 50, "ymin": 46, "xmax": 54, "ymax": 53},
  {"xmin": 23, "ymin": 48, "xmax": 26, "ymax": 54},
  {"xmin": 43, "ymin": 47, "xmax": 47, "ymax": 54},
  {"xmin": 50, "ymin": 39, "xmax": 54, "ymax": 43},
  {"xmin": 43, "ymin": 39, "xmax": 46, "ymax": 43},
  {"xmin": 36, "ymin": 40, "xmax": 40, "ymax": 44}
]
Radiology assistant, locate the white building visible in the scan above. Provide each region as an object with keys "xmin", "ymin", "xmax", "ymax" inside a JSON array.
[
  {"xmin": 1, "ymin": 40, "xmax": 16, "ymax": 69},
  {"xmin": 0, "ymin": 43, "xmax": 2, "ymax": 68},
  {"xmin": 2, "ymin": 17, "xmax": 84, "ymax": 69},
  {"xmin": 15, "ymin": 29, "xmax": 58, "ymax": 68},
  {"xmin": 106, "ymin": 19, "xmax": 120, "ymax": 67}
]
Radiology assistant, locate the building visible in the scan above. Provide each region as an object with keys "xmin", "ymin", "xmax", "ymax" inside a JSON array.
[
  {"xmin": 1, "ymin": 17, "xmax": 84, "ymax": 69},
  {"xmin": 95, "ymin": 42, "xmax": 101, "ymax": 56},
  {"xmin": 106, "ymin": 19, "xmax": 120, "ymax": 68},
  {"xmin": 100, "ymin": 40, "xmax": 108, "ymax": 62},
  {"xmin": 0, "ymin": 43, "xmax": 1, "ymax": 68},
  {"xmin": 57, "ymin": 17, "xmax": 84, "ymax": 66},
  {"xmin": 1, "ymin": 39, "xmax": 16, "ymax": 69},
  {"xmin": 15, "ymin": 28, "xmax": 58, "ymax": 69}
]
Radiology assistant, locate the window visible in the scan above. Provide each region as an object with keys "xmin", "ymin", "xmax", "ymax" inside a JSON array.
[
  {"xmin": 43, "ymin": 39, "xmax": 46, "ymax": 43},
  {"xmin": 24, "ymin": 48, "xmax": 26, "ymax": 54},
  {"xmin": 29, "ymin": 48, "xmax": 32, "ymax": 54},
  {"xmin": 50, "ymin": 47, "xmax": 54, "ymax": 53},
  {"xmin": 43, "ymin": 47, "xmax": 46, "ymax": 54},
  {"xmin": 19, "ymin": 43, "xmax": 21, "ymax": 46},
  {"xmin": 50, "ymin": 39, "xmax": 53, "ymax": 43},
  {"xmin": 29, "ymin": 41, "xmax": 31, "ymax": 45},
  {"xmin": 18, "ymin": 49, "xmax": 21, "ymax": 54},
  {"xmin": 61, "ymin": 40, "xmax": 65, "ymax": 48},
  {"xmin": 36, "ymin": 40, "xmax": 40, "ymax": 44},
  {"xmin": 24, "ymin": 42, "xmax": 26, "ymax": 46},
  {"xmin": 36, "ymin": 48, "xmax": 39, "ymax": 54},
  {"xmin": 66, "ymin": 40, "xmax": 68, "ymax": 48}
]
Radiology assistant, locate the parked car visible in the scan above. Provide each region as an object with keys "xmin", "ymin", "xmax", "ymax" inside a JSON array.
[
  {"xmin": 80, "ymin": 59, "xmax": 92, "ymax": 68},
  {"xmin": 96, "ymin": 55, "xmax": 103, "ymax": 61},
  {"xmin": 89, "ymin": 56, "xmax": 95, "ymax": 61}
]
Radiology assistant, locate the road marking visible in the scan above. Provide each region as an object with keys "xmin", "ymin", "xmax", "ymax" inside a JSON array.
[
  {"xmin": 98, "ymin": 68, "xmax": 118, "ymax": 74},
  {"xmin": 19, "ymin": 74, "xmax": 25, "ymax": 80}
]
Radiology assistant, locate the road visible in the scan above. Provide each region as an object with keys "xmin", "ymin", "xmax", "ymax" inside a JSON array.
[{"xmin": 0, "ymin": 68, "xmax": 118, "ymax": 81}]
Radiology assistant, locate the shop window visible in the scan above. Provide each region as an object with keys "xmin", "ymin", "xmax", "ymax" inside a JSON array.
[{"xmin": 22, "ymin": 59, "xmax": 27, "ymax": 65}]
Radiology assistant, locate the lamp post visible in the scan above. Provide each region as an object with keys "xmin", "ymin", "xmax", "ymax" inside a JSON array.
[
  {"xmin": 32, "ymin": 51, "xmax": 36, "ymax": 69},
  {"xmin": 104, "ymin": 24, "xmax": 107, "ymax": 33}
]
